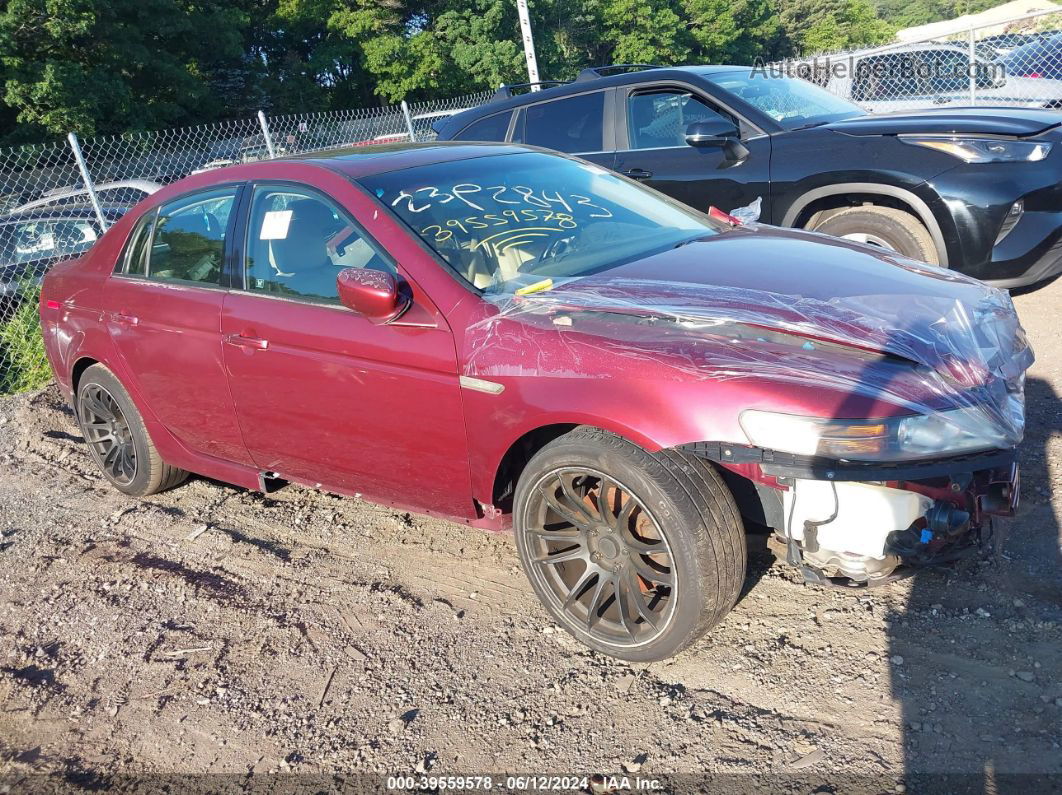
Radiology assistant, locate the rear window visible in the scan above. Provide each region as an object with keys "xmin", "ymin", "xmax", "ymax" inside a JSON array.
[
  {"xmin": 513, "ymin": 92, "xmax": 605, "ymax": 153},
  {"xmin": 148, "ymin": 188, "xmax": 236, "ymax": 285},
  {"xmin": 454, "ymin": 111, "xmax": 513, "ymax": 142}
]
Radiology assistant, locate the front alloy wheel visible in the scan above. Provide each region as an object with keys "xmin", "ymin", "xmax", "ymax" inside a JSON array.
[
  {"xmin": 514, "ymin": 427, "xmax": 746, "ymax": 661},
  {"xmin": 523, "ymin": 467, "xmax": 676, "ymax": 647}
]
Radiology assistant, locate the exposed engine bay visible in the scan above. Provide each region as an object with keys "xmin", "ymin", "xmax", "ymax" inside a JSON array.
[{"xmin": 777, "ymin": 458, "xmax": 1019, "ymax": 585}]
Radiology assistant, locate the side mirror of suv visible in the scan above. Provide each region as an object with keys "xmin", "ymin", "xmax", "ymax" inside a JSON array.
[
  {"xmin": 684, "ymin": 119, "xmax": 740, "ymax": 147},
  {"xmin": 336, "ymin": 268, "xmax": 409, "ymax": 324},
  {"xmin": 685, "ymin": 119, "xmax": 749, "ymax": 163}
]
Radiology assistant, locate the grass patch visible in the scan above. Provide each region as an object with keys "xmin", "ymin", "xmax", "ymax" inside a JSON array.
[{"xmin": 0, "ymin": 285, "xmax": 52, "ymax": 395}]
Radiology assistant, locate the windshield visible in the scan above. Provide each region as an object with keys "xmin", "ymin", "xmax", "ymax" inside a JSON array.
[
  {"xmin": 361, "ymin": 152, "xmax": 720, "ymax": 293},
  {"xmin": 706, "ymin": 71, "xmax": 863, "ymax": 129}
]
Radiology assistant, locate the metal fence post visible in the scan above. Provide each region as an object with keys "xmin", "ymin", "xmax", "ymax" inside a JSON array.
[
  {"xmin": 401, "ymin": 101, "xmax": 417, "ymax": 143},
  {"xmin": 66, "ymin": 132, "xmax": 108, "ymax": 231},
  {"xmin": 968, "ymin": 27, "xmax": 977, "ymax": 105},
  {"xmin": 257, "ymin": 110, "xmax": 277, "ymax": 159}
]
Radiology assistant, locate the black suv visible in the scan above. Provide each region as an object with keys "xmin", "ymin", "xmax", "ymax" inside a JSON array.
[{"xmin": 435, "ymin": 64, "xmax": 1062, "ymax": 288}]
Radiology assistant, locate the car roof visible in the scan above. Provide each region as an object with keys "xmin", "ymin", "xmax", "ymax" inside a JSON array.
[
  {"xmin": 214, "ymin": 141, "xmax": 543, "ymax": 180},
  {"xmin": 433, "ymin": 65, "xmax": 757, "ymax": 137}
]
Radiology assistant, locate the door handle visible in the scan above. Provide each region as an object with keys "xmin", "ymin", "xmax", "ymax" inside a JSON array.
[
  {"xmin": 224, "ymin": 333, "xmax": 268, "ymax": 350},
  {"xmin": 622, "ymin": 168, "xmax": 653, "ymax": 180},
  {"xmin": 111, "ymin": 312, "xmax": 139, "ymax": 326}
]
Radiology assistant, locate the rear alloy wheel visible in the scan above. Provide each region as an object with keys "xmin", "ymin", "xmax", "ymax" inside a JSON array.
[
  {"xmin": 514, "ymin": 427, "xmax": 746, "ymax": 661},
  {"xmin": 810, "ymin": 205, "xmax": 939, "ymax": 265},
  {"xmin": 80, "ymin": 383, "xmax": 137, "ymax": 486},
  {"xmin": 75, "ymin": 364, "xmax": 188, "ymax": 497}
]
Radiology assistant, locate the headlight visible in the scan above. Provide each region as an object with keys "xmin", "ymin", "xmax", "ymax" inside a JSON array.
[
  {"xmin": 899, "ymin": 135, "xmax": 1051, "ymax": 163},
  {"xmin": 739, "ymin": 407, "xmax": 1010, "ymax": 462}
]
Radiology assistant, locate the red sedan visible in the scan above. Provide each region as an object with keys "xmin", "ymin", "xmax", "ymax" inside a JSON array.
[{"xmin": 39, "ymin": 144, "xmax": 1031, "ymax": 661}]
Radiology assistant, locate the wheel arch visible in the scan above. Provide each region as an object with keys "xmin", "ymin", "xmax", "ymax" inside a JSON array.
[
  {"xmin": 71, "ymin": 356, "xmax": 101, "ymax": 396},
  {"xmin": 782, "ymin": 183, "xmax": 949, "ymax": 267},
  {"xmin": 486, "ymin": 417, "xmax": 669, "ymax": 514}
]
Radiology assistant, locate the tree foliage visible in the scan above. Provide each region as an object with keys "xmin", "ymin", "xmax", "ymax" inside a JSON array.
[{"xmin": 0, "ymin": 0, "xmax": 966, "ymax": 141}]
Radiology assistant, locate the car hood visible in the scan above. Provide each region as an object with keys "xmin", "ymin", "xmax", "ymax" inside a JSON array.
[
  {"xmin": 465, "ymin": 225, "xmax": 1033, "ymax": 447},
  {"xmin": 824, "ymin": 107, "xmax": 1062, "ymax": 136}
]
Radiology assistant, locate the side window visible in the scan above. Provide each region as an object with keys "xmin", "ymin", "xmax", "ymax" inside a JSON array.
[
  {"xmin": 856, "ymin": 54, "xmax": 921, "ymax": 100},
  {"xmin": 513, "ymin": 92, "xmax": 605, "ymax": 153},
  {"xmin": 244, "ymin": 186, "xmax": 393, "ymax": 303},
  {"xmin": 924, "ymin": 51, "xmax": 971, "ymax": 93},
  {"xmin": 117, "ymin": 211, "xmax": 155, "ymax": 275},
  {"xmin": 626, "ymin": 90, "xmax": 736, "ymax": 150},
  {"xmin": 149, "ymin": 188, "xmax": 235, "ymax": 285},
  {"xmin": 453, "ymin": 111, "xmax": 513, "ymax": 142}
]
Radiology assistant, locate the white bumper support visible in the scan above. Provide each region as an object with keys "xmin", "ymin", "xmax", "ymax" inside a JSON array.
[{"xmin": 782, "ymin": 479, "xmax": 933, "ymax": 559}]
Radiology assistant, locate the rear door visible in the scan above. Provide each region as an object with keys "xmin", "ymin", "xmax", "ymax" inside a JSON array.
[
  {"xmin": 509, "ymin": 89, "xmax": 617, "ymax": 171},
  {"xmin": 220, "ymin": 181, "xmax": 473, "ymax": 519},
  {"xmin": 103, "ymin": 186, "xmax": 252, "ymax": 465},
  {"xmin": 612, "ymin": 84, "xmax": 771, "ymax": 217}
]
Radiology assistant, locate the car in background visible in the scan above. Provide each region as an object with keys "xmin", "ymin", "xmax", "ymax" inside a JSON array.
[
  {"xmin": 1, "ymin": 204, "xmax": 124, "ymax": 310},
  {"xmin": 192, "ymin": 143, "xmax": 281, "ymax": 174},
  {"xmin": 1003, "ymin": 32, "xmax": 1062, "ymax": 79},
  {"xmin": 980, "ymin": 32, "xmax": 1036, "ymax": 57},
  {"xmin": 40, "ymin": 144, "xmax": 1030, "ymax": 660},
  {"xmin": 819, "ymin": 43, "xmax": 1062, "ymax": 113},
  {"xmin": 436, "ymin": 63, "xmax": 1062, "ymax": 288},
  {"xmin": 12, "ymin": 179, "xmax": 161, "ymax": 214}
]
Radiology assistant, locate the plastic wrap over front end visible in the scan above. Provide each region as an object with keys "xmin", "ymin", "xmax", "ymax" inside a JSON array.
[{"xmin": 462, "ymin": 259, "xmax": 1034, "ymax": 455}]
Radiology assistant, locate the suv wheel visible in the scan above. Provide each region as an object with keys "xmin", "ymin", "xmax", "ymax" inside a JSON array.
[
  {"xmin": 513, "ymin": 427, "xmax": 745, "ymax": 661},
  {"xmin": 75, "ymin": 364, "xmax": 188, "ymax": 496},
  {"xmin": 811, "ymin": 205, "xmax": 939, "ymax": 265}
]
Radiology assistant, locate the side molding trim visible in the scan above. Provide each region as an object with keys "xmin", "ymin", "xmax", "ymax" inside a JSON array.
[{"xmin": 459, "ymin": 375, "xmax": 505, "ymax": 395}]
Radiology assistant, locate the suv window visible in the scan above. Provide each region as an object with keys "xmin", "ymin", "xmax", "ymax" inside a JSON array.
[
  {"xmin": 626, "ymin": 90, "xmax": 736, "ymax": 149},
  {"xmin": 853, "ymin": 53, "xmax": 922, "ymax": 100},
  {"xmin": 244, "ymin": 185, "xmax": 393, "ymax": 302},
  {"xmin": 149, "ymin": 188, "xmax": 236, "ymax": 285},
  {"xmin": 454, "ymin": 111, "xmax": 513, "ymax": 142},
  {"xmin": 512, "ymin": 92, "xmax": 605, "ymax": 153}
]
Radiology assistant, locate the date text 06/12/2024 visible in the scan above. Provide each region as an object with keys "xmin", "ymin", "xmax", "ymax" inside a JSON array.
[{"xmin": 385, "ymin": 774, "xmax": 665, "ymax": 791}]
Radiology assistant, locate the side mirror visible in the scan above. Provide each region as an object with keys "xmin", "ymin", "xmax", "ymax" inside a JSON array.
[
  {"xmin": 684, "ymin": 119, "xmax": 740, "ymax": 147},
  {"xmin": 336, "ymin": 268, "xmax": 409, "ymax": 324}
]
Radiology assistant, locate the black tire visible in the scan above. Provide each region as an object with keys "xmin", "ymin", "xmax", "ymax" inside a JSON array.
[
  {"xmin": 811, "ymin": 205, "xmax": 939, "ymax": 265},
  {"xmin": 513, "ymin": 426, "xmax": 745, "ymax": 661},
  {"xmin": 75, "ymin": 364, "xmax": 188, "ymax": 497}
]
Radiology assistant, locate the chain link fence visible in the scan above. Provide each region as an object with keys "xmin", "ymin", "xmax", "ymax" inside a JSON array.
[
  {"xmin": 4, "ymin": 10, "xmax": 1062, "ymax": 397},
  {"xmin": 774, "ymin": 8, "xmax": 1062, "ymax": 112},
  {"xmin": 0, "ymin": 90, "xmax": 491, "ymax": 396}
]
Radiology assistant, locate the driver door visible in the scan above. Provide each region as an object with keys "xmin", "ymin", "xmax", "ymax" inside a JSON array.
[
  {"xmin": 221, "ymin": 183, "xmax": 474, "ymax": 519},
  {"xmin": 613, "ymin": 85, "xmax": 771, "ymax": 218}
]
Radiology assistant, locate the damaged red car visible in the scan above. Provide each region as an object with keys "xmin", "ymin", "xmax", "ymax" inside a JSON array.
[{"xmin": 39, "ymin": 144, "xmax": 1033, "ymax": 661}]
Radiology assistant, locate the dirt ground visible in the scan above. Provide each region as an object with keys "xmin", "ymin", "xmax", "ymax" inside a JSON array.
[{"xmin": 0, "ymin": 278, "xmax": 1060, "ymax": 794}]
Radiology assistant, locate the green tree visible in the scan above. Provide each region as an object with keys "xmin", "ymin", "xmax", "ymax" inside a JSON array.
[
  {"xmin": 779, "ymin": 0, "xmax": 894, "ymax": 55},
  {"xmin": 601, "ymin": 0, "xmax": 691, "ymax": 65},
  {"xmin": 0, "ymin": 0, "xmax": 252, "ymax": 138},
  {"xmin": 686, "ymin": 0, "xmax": 784, "ymax": 64}
]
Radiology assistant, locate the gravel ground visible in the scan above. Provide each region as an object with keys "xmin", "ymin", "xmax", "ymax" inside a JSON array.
[{"xmin": 0, "ymin": 278, "xmax": 1060, "ymax": 793}]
